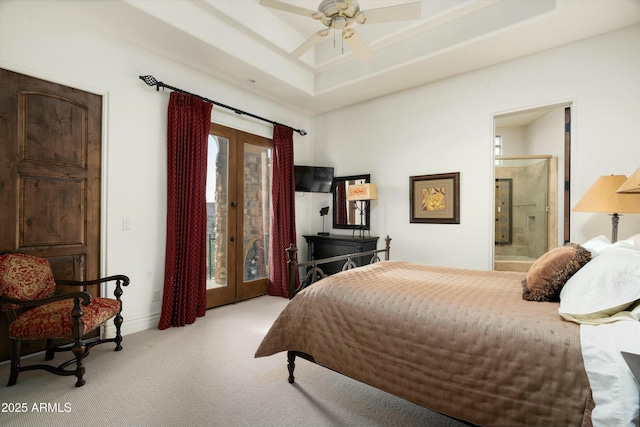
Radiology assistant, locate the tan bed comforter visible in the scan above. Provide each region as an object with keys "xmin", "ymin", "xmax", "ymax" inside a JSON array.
[{"xmin": 255, "ymin": 261, "xmax": 592, "ymax": 427}]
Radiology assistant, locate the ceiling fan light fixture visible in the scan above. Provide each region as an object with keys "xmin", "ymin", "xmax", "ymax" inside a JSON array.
[
  {"xmin": 318, "ymin": 0, "xmax": 359, "ymax": 18},
  {"xmin": 355, "ymin": 12, "xmax": 366, "ymax": 24},
  {"xmin": 332, "ymin": 16, "xmax": 347, "ymax": 30}
]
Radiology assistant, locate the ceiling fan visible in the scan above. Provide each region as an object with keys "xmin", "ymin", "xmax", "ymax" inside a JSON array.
[{"xmin": 259, "ymin": 0, "xmax": 422, "ymax": 61}]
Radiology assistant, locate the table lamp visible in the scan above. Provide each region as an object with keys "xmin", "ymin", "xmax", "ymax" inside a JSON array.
[
  {"xmin": 318, "ymin": 206, "xmax": 330, "ymax": 236},
  {"xmin": 346, "ymin": 183, "xmax": 377, "ymax": 238},
  {"xmin": 573, "ymin": 174, "xmax": 640, "ymax": 243},
  {"xmin": 616, "ymin": 167, "xmax": 640, "ymax": 194}
]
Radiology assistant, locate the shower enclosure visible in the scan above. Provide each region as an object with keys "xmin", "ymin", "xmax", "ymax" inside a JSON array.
[{"xmin": 494, "ymin": 156, "xmax": 553, "ymax": 272}]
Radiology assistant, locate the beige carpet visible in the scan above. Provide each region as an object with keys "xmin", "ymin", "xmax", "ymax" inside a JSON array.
[{"xmin": 0, "ymin": 295, "xmax": 472, "ymax": 427}]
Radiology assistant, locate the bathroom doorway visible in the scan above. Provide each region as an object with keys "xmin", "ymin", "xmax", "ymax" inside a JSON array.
[{"xmin": 493, "ymin": 103, "xmax": 571, "ymax": 271}]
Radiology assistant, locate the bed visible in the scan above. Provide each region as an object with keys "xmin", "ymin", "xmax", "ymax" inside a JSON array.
[{"xmin": 255, "ymin": 235, "xmax": 640, "ymax": 427}]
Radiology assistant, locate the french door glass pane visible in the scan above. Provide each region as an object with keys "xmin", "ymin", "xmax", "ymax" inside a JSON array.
[
  {"xmin": 242, "ymin": 143, "xmax": 271, "ymax": 283},
  {"xmin": 206, "ymin": 134, "xmax": 228, "ymax": 290}
]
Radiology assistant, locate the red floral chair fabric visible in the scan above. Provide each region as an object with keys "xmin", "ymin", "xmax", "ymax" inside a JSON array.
[
  {"xmin": 0, "ymin": 253, "xmax": 129, "ymax": 387},
  {"xmin": 0, "ymin": 253, "xmax": 56, "ymax": 310},
  {"xmin": 9, "ymin": 297, "xmax": 121, "ymax": 340}
]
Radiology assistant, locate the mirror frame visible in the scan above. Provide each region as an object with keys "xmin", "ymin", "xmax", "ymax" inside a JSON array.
[{"xmin": 332, "ymin": 174, "xmax": 371, "ymax": 230}]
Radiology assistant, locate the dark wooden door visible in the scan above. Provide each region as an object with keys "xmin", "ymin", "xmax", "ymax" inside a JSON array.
[{"xmin": 0, "ymin": 68, "xmax": 102, "ymax": 361}]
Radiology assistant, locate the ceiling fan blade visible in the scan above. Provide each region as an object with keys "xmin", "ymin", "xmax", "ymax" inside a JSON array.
[
  {"xmin": 259, "ymin": 0, "xmax": 318, "ymax": 19},
  {"xmin": 355, "ymin": 2, "xmax": 422, "ymax": 25},
  {"xmin": 343, "ymin": 29, "xmax": 372, "ymax": 61},
  {"xmin": 290, "ymin": 29, "xmax": 330, "ymax": 58}
]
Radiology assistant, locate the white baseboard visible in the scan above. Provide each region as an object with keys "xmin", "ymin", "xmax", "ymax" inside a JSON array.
[{"xmin": 102, "ymin": 312, "xmax": 160, "ymax": 338}]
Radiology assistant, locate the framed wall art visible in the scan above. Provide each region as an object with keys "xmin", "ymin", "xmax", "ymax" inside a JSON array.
[{"xmin": 410, "ymin": 172, "xmax": 460, "ymax": 224}]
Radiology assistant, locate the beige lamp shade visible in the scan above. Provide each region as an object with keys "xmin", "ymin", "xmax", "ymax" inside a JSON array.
[
  {"xmin": 616, "ymin": 167, "xmax": 640, "ymax": 193},
  {"xmin": 573, "ymin": 175, "xmax": 640, "ymax": 214},
  {"xmin": 346, "ymin": 183, "xmax": 378, "ymax": 201}
]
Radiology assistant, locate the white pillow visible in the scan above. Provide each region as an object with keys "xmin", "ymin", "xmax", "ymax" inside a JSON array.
[
  {"xmin": 559, "ymin": 248, "xmax": 640, "ymax": 324},
  {"xmin": 581, "ymin": 235, "xmax": 639, "ymax": 257},
  {"xmin": 581, "ymin": 235, "xmax": 611, "ymax": 256},
  {"xmin": 627, "ymin": 232, "xmax": 640, "ymax": 247}
]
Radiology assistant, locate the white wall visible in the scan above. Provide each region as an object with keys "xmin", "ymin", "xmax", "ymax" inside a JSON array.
[
  {"xmin": 312, "ymin": 25, "xmax": 640, "ymax": 268},
  {"xmin": 496, "ymin": 126, "xmax": 526, "ymax": 157},
  {"xmin": 0, "ymin": 0, "xmax": 311, "ymax": 334},
  {"xmin": 526, "ymin": 108, "xmax": 565, "ymax": 159}
]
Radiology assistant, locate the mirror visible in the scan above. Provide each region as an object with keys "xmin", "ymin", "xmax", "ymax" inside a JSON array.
[{"xmin": 332, "ymin": 174, "xmax": 370, "ymax": 230}]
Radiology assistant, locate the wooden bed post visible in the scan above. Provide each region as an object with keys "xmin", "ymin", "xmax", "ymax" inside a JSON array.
[{"xmin": 286, "ymin": 244, "xmax": 298, "ymax": 300}]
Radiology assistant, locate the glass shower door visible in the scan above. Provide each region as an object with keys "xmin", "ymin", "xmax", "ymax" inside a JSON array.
[{"xmin": 495, "ymin": 157, "xmax": 549, "ymax": 261}]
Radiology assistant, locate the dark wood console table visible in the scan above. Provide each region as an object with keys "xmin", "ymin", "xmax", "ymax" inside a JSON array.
[{"xmin": 302, "ymin": 234, "xmax": 379, "ymax": 276}]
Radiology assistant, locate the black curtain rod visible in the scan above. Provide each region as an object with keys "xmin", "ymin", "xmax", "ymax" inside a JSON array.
[{"xmin": 139, "ymin": 75, "xmax": 307, "ymax": 136}]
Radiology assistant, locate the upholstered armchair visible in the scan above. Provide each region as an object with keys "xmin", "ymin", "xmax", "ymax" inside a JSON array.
[{"xmin": 0, "ymin": 253, "xmax": 130, "ymax": 387}]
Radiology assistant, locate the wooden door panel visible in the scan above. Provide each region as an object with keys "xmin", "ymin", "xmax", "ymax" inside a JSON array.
[
  {"xmin": 19, "ymin": 176, "xmax": 86, "ymax": 248},
  {"xmin": 237, "ymin": 131, "xmax": 269, "ymax": 301},
  {"xmin": 20, "ymin": 93, "xmax": 87, "ymax": 167},
  {"xmin": 50, "ymin": 255, "xmax": 86, "ymax": 295},
  {"xmin": 0, "ymin": 68, "xmax": 101, "ymax": 361}
]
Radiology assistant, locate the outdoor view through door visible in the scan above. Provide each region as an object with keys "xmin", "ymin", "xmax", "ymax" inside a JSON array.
[{"xmin": 205, "ymin": 123, "xmax": 271, "ymax": 308}]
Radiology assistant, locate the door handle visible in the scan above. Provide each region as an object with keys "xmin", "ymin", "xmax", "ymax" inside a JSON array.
[
  {"xmin": 231, "ymin": 201, "xmax": 237, "ymax": 207},
  {"xmin": 230, "ymin": 237, "xmax": 235, "ymax": 242}
]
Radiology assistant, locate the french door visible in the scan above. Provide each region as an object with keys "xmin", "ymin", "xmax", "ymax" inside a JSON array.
[{"xmin": 205, "ymin": 123, "xmax": 271, "ymax": 308}]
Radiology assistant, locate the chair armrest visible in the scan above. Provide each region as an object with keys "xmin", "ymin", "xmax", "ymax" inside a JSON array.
[
  {"xmin": 56, "ymin": 275, "xmax": 129, "ymax": 301},
  {"xmin": 0, "ymin": 291, "xmax": 92, "ymax": 308},
  {"xmin": 56, "ymin": 275, "xmax": 130, "ymax": 288}
]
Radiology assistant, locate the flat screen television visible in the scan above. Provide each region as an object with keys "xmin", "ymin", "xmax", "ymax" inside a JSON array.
[{"xmin": 294, "ymin": 165, "xmax": 334, "ymax": 193}]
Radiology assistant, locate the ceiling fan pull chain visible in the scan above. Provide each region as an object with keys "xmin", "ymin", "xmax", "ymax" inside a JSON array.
[{"xmin": 333, "ymin": 25, "xmax": 336, "ymax": 48}]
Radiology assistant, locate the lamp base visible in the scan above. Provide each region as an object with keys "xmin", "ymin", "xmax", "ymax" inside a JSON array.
[
  {"xmin": 352, "ymin": 226, "xmax": 370, "ymax": 239},
  {"xmin": 611, "ymin": 213, "xmax": 620, "ymax": 243}
]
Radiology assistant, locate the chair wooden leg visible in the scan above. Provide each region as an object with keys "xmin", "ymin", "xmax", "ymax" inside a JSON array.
[
  {"xmin": 71, "ymin": 341, "xmax": 86, "ymax": 387},
  {"xmin": 113, "ymin": 312, "xmax": 123, "ymax": 351},
  {"xmin": 71, "ymin": 297, "xmax": 86, "ymax": 387},
  {"xmin": 8, "ymin": 339, "xmax": 21, "ymax": 386},
  {"xmin": 44, "ymin": 339, "xmax": 55, "ymax": 361}
]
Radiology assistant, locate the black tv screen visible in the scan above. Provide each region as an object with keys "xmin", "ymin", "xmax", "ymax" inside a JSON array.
[{"xmin": 294, "ymin": 165, "xmax": 334, "ymax": 193}]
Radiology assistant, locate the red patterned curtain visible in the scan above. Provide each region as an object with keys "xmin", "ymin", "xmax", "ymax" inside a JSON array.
[
  {"xmin": 269, "ymin": 125, "xmax": 297, "ymax": 297},
  {"xmin": 159, "ymin": 92, "xmax": 212, "ymax": 329}
]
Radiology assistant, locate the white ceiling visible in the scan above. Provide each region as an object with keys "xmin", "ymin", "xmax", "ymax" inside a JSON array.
[{"xmin": 90, "ymin": 0, "xmax": 640, "ymax": 116}]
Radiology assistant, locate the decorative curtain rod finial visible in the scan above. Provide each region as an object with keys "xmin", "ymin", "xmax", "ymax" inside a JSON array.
[{"xmin": 139, "ymin": 75, "xmax": 162, "ymax": 91}]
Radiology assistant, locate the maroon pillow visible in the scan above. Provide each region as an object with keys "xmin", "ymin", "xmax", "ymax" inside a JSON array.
[{"xmin": 522, "ymin": 243, "xmax": 591, "ymax": 302}]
